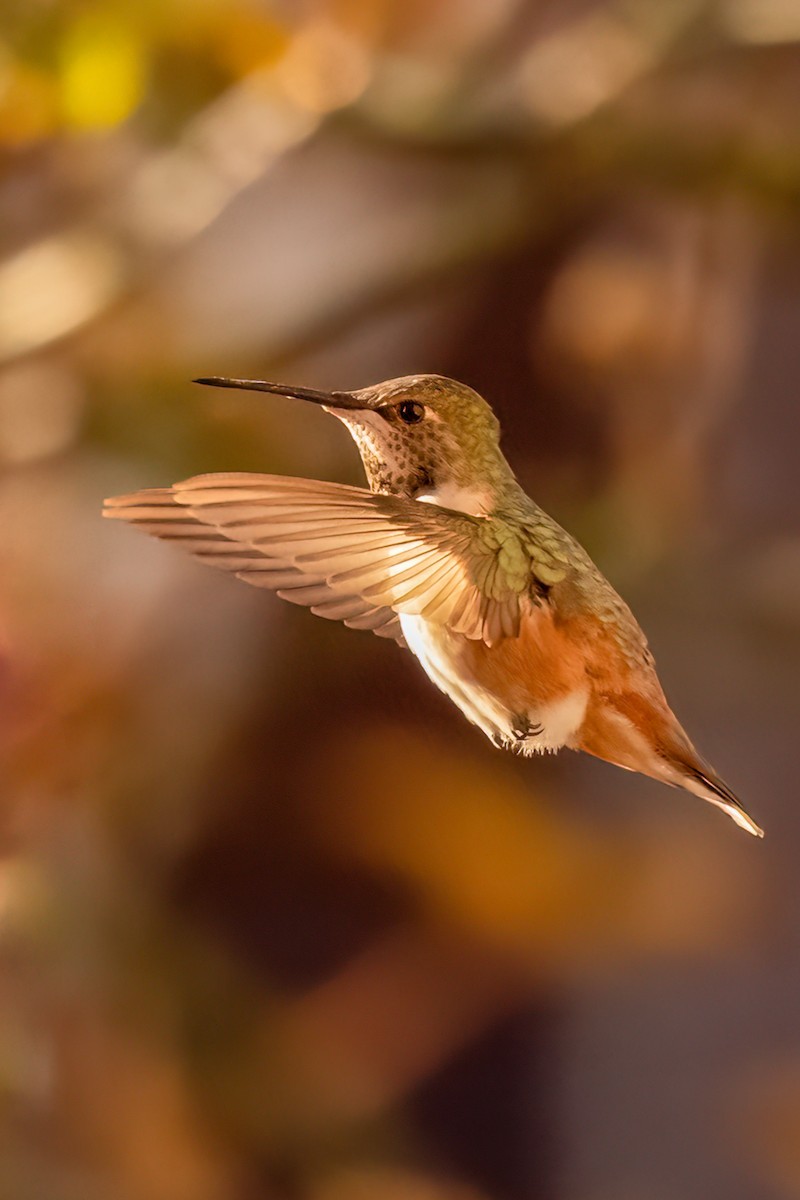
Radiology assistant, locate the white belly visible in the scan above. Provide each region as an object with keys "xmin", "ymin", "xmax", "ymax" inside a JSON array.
[{"xmin": 399, "ymin": 614, "xmax": 588, "ymax": 754}]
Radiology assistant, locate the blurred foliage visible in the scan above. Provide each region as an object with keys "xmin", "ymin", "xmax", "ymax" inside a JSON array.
[{"xmin": 0, "ymin": 2, "xmax": 799, "ymax": 1199}]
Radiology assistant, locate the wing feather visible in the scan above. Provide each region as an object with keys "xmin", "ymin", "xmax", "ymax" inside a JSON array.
[
  {"xmin": 105, "ymin": 484, "xmax": 405, "ymax": 645},
  {"xmin": 104, "ymin": 473, "xmax": 531, "ymax": 646}
]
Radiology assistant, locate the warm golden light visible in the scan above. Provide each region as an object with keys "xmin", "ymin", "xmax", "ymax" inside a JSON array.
[
  {"xmin": 0, "ymin": 231, "xmax": 123, "ymax": 357},
  {"xmin": 273, "ymin": 18, "xmax": 372, "ymax": 115},
  {"xmin": 520, "ymin": 12, "xmax": 655, "ymax": 125}
]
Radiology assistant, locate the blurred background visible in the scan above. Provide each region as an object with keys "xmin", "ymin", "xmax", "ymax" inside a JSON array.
[{"xmin": 0, "ymin": 1, "xmax": 799, "ymax": 1197}]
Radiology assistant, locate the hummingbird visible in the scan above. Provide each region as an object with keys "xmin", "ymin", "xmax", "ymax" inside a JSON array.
[{"xmin": 104, "ymin": 374, "xmax": 763, "ymax": 837}]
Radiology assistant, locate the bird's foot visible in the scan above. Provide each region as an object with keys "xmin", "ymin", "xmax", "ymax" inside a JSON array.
[
  {"xmin": 511, "ymin": 714, "xmax": 544, "ymax": 740},
  {"xmin": 492, "ymin": 714, "xmax": 544, "ymax": 753}
]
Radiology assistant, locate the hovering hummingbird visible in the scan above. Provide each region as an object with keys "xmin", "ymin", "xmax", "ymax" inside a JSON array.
[{"xmin": 104, "ymin": 374, "xmax": 762, "ymax": 837}]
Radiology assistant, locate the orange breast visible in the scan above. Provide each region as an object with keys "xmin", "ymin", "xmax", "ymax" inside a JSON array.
[{"xmin": 455, "ymin": 604, "xmax": 592, "ymax": 714}]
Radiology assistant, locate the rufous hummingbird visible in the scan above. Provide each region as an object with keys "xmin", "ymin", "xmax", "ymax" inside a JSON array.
[{"xmin": 104, "ymin": 374, "xmax": 763, "ymax": 837}]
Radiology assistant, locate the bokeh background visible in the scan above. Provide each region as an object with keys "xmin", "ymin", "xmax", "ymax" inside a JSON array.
[{"xmin": 1, "ymin": 1, "xmax": 799, "ymax": 1197}]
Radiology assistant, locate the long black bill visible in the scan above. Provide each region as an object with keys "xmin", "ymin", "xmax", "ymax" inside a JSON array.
[{"xmin": 193, "ymin": 376, "xmax": 367, "ymax": 410}]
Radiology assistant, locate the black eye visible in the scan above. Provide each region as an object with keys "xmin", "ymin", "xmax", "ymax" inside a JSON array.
[{"xmin": 397, "ymin": 400, "xmax": 424, "ymax": 425}]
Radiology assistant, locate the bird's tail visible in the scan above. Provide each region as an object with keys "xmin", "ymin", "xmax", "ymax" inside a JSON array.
[
  {"xmin": 674, "ymin": 759, "xmax": 764, "ymax": 838},
  {"xmin": 578, "ymin": 694, "xmax": 763, "ymax": 837}
]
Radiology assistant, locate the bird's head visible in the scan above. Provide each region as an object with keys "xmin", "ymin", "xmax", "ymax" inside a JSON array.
[{"xmin": 196, "ymin": 373, "xmax": 515, "ymax": 515}]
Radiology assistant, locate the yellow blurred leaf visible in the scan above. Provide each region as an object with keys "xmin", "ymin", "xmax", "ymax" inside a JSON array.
[{"xmin": 60, "ymin": 12, "xmax": 148, "ymax": 131}]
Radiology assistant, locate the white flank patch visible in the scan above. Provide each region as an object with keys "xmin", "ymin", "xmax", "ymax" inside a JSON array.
[
  {"xmin": 536, "ymin": 689, "xmax": 589, "ymax": 752},
  {"xmin": 400, "ymin": 615, "xmax": 510, "ymax": 742}
]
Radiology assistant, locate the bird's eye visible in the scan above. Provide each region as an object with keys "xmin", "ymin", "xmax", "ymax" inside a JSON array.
[{"xmin": 397, "ymin": 400, "xmax": 425, "ymax": 425}]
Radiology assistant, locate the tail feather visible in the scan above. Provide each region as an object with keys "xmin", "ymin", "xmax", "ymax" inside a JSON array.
[{"xmin": 679, "ymin": 762, "xmax": 764, "ymax": 838}]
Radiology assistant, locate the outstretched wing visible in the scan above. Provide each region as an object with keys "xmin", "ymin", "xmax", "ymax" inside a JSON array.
[{"xmin": 103, "ymin": 473, "xmax": 531, "ymax": 646}]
